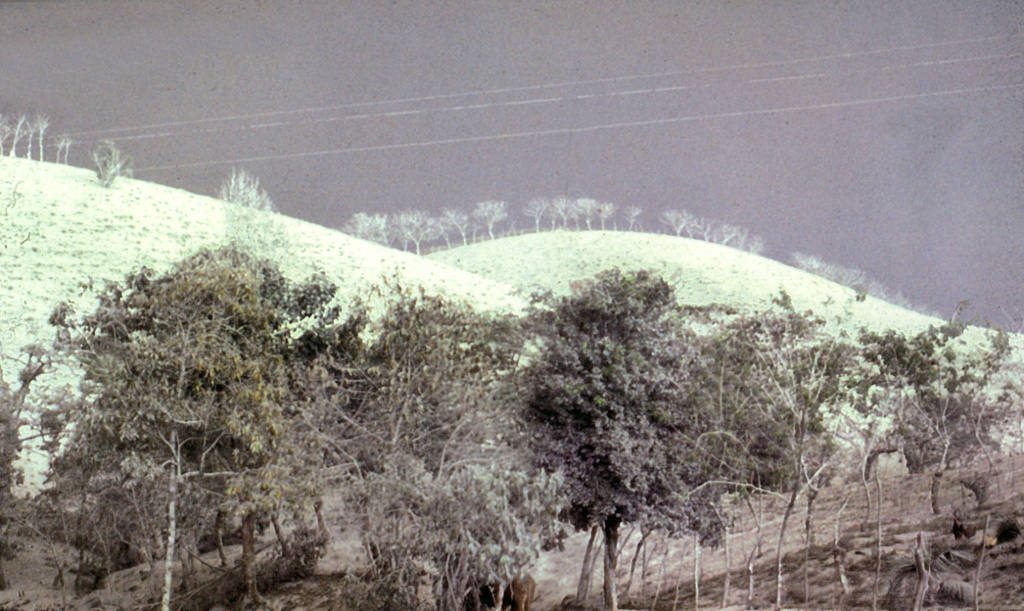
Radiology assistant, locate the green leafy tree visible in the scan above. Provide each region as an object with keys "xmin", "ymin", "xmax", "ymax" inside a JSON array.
[
  {"xmin": 521, "ymin": 269, "xmax": 724, "ymax": 611},
  {"xmin": 51, "ymin": 247, "xmax": 339, "ymax": 606}
]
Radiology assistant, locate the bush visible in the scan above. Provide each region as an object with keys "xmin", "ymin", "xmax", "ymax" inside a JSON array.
[
  {"xmin": 91, "ymin": 140, "xmax": 132, "ymax": 187},
  {"xmin": 218, "ymin": 168, "xmax": 274, "ymax": 212}
]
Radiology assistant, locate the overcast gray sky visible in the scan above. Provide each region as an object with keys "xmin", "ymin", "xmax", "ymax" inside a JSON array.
[{"xmin": 2, "ymin": 1, "xmax": 1021, "ymax": 325}]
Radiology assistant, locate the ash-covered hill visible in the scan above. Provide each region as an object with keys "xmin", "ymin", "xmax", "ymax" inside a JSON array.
[{"xmin": 0, "ymin": 157, "xmax": 524, "ymax": 364}]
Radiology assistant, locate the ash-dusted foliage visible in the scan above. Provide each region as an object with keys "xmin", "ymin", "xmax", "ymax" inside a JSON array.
[
  {"xmin": 322, "ymin": 282, "xmax": 563, "ymax": 611},
  {"xmin": 521, "ymin": 269, "xmax": 724, "ymax": 611},
  {"xmin": 47, "ymin": 246, "xmax": 349, "ymax": 604},
  {"xmin": 692, "ymin": 304, "xmax": 849, "ymax": 494},
  {"xmin": 853, "ymin": 322, "xmax": 1013, "ymax": 513}
]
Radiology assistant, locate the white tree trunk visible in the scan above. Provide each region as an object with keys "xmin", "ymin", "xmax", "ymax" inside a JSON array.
[{"xmin": 161, "ymin": 461, "xmax": 179, "ymax": 611}]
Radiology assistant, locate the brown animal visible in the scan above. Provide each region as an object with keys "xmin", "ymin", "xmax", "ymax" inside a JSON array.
[{"xmin": 478, "ymin": 574, "xmax": 535, "ymax": 611}]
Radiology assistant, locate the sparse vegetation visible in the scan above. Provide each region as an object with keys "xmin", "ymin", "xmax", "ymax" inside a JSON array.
[
  {"xmin": 91, "ymin": 140, "xmax": 133, "ymax": 187},
  {"xmin": 217, "ymin": 167, "xmax": 274, "ymax": 212},
  {"xmin": 1, "ymin": 150, "xmax": 1023, "ymax": 611}
]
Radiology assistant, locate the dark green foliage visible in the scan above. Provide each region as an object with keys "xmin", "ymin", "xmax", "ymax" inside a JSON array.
[{"xmin": 522, "ymin": 269, "xmax": 723, "ymax": 541}]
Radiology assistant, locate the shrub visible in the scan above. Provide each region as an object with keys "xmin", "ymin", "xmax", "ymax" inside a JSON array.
[
  {"xmin": 218, "ymin": 168, "xmax": 274, "ymax": 212},
  {"xmin": 91, "ymin": 141, "xmax": 132, "ymax": 187}
]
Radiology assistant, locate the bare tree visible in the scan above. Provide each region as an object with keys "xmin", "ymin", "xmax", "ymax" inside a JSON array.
[
  {"xmin": 597, "ymin": 201, "xmax": 617, "ymax": 230},
  {"xmin": 687, "ymin": 215, "xmax": 715, "ymax": 241},
  {"xmin": 661, "ymin": 209, "xmax": 688, "ymax": 236},
  {"xmin": 343, "ymin": 212, "xmax": 391, "ymax": 246},
  {"xmin": 8, "ymin": 115, "xmax": 26, "ymax": 158},
  {"xmin": 394, "ymin": 209, "xmax": 440, "ymax": 255},
  {"xmin": 523, "ymin": 197, "xmax": 550, "ymax": 232},
  {"xmin": 576, "ymin": 197, "xmax": 598, "ymax": 230},
  {"xmin": 0, "ymin": 116, "xmax": 8, "ymax": 157},
  {"xmin": 435, "ymin": 214, "xmax": 453, "ymax": 248},
  {"xmin": 472, "ymin": 200, "xmax": 508, "ymax": 240},
  {"xmin": 711, "ymin": 223, "xmax": 766, "ymax": 255},
  {"xmin": 32, "ymin": 115, "xmax": 49, "ymax": 162},
  {"xmin": 551, "ymin": 195, "xmax": 576, "ymax": 229},
  {"xmin": 624, "ymin": 205, "xmax": 642, "ymax": 231},
  {"xmin": 442, "ymin": 207, "xmax": 471, "ymax": 245},
  {"xmin": 55, "ymin": 136, "xmax": 72, "ymax": 164},
  {"xmin": 24, "ymin": 119, "xmax": 34, "ymax": 161}
]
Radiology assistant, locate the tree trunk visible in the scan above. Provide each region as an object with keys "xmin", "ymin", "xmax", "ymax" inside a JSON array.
[
  {"xmin": 624, "ymin": 526, "xmax": 650, "ymax": 597},
  {"xmin": 721, "ymin": 528, "xmax": 731, "ymax": 608},
  {"xmin": 315, "ymin": 499, "xmax": 330, "ymax": 543},
  {"xmin": 241, "ymin": 512, "xmax": 258, "ymax": 600},
  {"xmin": 873, "ymin": 468, "xmax": 883, "ymax": 611},
  {"xmin": 805, "ymin": 486, "xmax": 819, "ymax": 604},
  {"xmin": 930, "ymin": 470, "xmax": 944, "ymax": 515},
  {"xmin": 775, "ymin": 483, "xmax": 801, "ymax": 607},
  {"xmin": 271, "ymin": 513, "xmax": 291, "ymax": 557},
  {"xmin": 693, "ymin": 532, "xmax": 701, "ymax": 611},
  {"xmin": 215, "ymin": 509, "xmax": 228, "ymax": 567},
  {"xmin": 911, "ymin": 533, "xmax": 929, "ymax": 611},
  {"xmin": 974, "ymin": 514, "xmax": 990, "ymax": 611},
  {"xmin": 161, "ymin": 463, "xmax": 178, "ymax": 611},
  {"xmin": 577, "ymin": 525, "xmax": 600, "ymax": 603},
  {"xmin": 603, "ymin": 516, "xmax": 621, "ymax": 611}
]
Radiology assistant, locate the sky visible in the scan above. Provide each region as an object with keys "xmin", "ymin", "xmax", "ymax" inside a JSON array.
[{"xmin": 1, "ymin": 0, "xmax": 1022, "ymax": 326}]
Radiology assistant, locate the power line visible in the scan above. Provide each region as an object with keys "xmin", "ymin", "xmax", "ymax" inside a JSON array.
[
  {"xmin": 68, "ymin": 34, "xmax": 1008, "ymax": 138},
  {"xmin": 135, "ymin": 82, "xmax": 1023, "ymax": 173},
  {"xmin": 72, "ymin": 50, "xmax": 1021, "ymax": 148}
]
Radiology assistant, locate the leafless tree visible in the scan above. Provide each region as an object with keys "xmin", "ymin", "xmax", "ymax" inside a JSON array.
[
  {"xmin": 472, "ymin": 200, "xmax": 508, "ymax": 240},
  {"xmin": 661, "ymin": 209, "xmax": 688, "ymax": 236},
  {"xmin": 523, "ymin": 197, "xmax": 549, "ymax": 232},
  {"xmin": 32, "ymin": 115, "xmax": 49, "ymax": 162},
  {"xmin": 0, "ymin": 117, "xmax": 9, "ymax": 157},
  {"xmin": 8, "ymin": 115, "xmax": 26, "ymax": 158},
  {"xmin": 55, "ymin": 136, "xmax": 72, "ymax": 164},
  {"xmin": 343, "ymin": 212, "xmax": 391, "ymax": 246},
  {"xmin": 435, "ymin": 215, "xmax": 453, "ymax": 248},
  {"xmin": 551, "ymin": 195, "xmax": 577, "ymax": 229},
  {"xmin": 24, "ymin": 120, "xmax": 34, "ymax": 161},
  {"xmin": 576, "ymin": 197, "xmax": 598, "ymax": 230},
  {"xmin": 624, "ymin": 205, "xmax": 642, "ymax": 231},
  {"xmin": 597, "ymin": 201, "xmax": 617, "ymax": 230},
  {"xmin": 687, "ymin": 215, "xmax": 715, "ymax": 241},
  {"xmin": 442, "ymin": 207, "xmax": 471, "ymax": 246},
  {"xmin": 712, "ymin": 223, "xmax": 766, "ymax": 255},
  {"xmin": 394, "ymin": 209, "xmax": 440, "ymax": 255}
]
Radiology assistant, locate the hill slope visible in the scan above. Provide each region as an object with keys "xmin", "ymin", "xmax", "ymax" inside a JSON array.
[
  {"xmin": 0, "ymin": 157, "xmax": 524, "ymax": 363},
  {"xmin": 428, "ymin": 230, "xmax": 963, "ymax": 336}
]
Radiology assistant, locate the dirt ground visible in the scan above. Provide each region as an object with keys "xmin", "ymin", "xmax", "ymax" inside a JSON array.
[{"xmin": 3, "ymin": 453, "xmax": 1024, "ymax": 610}]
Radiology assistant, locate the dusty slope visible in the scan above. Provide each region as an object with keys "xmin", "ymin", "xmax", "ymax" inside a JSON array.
[
  {"xmin": 0, "ymin": 157, "xmax": 524, "ymax": 357},
  {"xmin": 428, "ymin": 230, "xmax": 947, "ymax": 334},
  {"xmin": 0, "ymin": 156, "xmax": 523, "ymax": 489}
]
